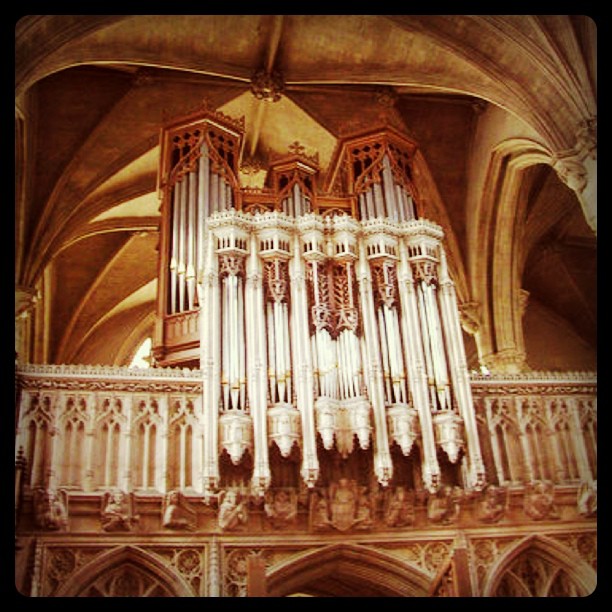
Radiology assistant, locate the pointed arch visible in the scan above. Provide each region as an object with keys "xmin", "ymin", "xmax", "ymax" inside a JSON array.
[
  {"xmin": 55, "ymin": 545, "xmax": 194, "ymax": 597},
  {"xmin": 482, "ymin": 534, "xmax": 596, "ymax": 597},
  {"xmin": 470, "ymin": 137, "xmax": 555, "ymax": 371},
  {"xmin": 266, "ymin": 542, "xmax": 431, "ymax": 597}
]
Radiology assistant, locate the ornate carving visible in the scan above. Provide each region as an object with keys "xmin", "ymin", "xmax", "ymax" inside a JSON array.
[
  {"xmin": 387, "ymin": 404, "xmax": 419, "ymax": 455},
  {"xmin": 219, "ymin": 254, "xmax": 245, "ymax": 278},
  {"xmin": 433, "ymin": 410, "xmax": 464, "ymax": 464},
  {"xmin": 427, "ymin": 485, "xmax": 463, "ymax": 524},
  {"xmin": 577, "ymin": 481, "xmax": 597, "ymax": 517},
  {"xmin": 267, "ymin": 403, "xmax": 301, "ymax": 458},
  {"xmin": 218, "ymin": 489, "xmax": 248, "ymax": 531},
  {"xmin": 476, "ymin": 484, "xmax": 507, "ymax": 523},
  {"xmin": 523, "ymin": 481, "xmax": 559, "ymax": 521},
  {"xmin": 33, "ymin": 488, "xmax": 68, "ymax": 531},
  {"xmin": 383, "ymin": 486, "xmax": 415, "ymax": 527},
  {"xmin": 162, "ymin": 490, "xmax": 196, "ymax": 530},
  {"xmin": 219, "ymin": 411, "xmax": 252, "ymax": 465},
  {"xmin": 412, "ymin": 259, "xmax": 438, "ymax": 285},
  {"xmin": 371, "ymin": 259, "xmax": 399, "ymax": 309},
  {"xmin": 310, "ymin": 479, "xmax": 375, "ymax": 532},
  {"xmin": 264, "ymin": 488, "xmax": 298, "ymax": 529},
  {"xmin": 552, "ymin": 156, "xmax": 588, "ymax": 193},
  {"xmin": 264, "ymin": 259, "xmax": 289, "ymax": 303},
  {"xmin": 100, "ymin": 490, "xmax": 137, "ymax": 531},
  {"xmin": 458, "ymin": 301, "xmax": 481, "ymax": 335},
  {"xmin": 250, "ymin": 68, "xmax": 284, "ymax": 102}
]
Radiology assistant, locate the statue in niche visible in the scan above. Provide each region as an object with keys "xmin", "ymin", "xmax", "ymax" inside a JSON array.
[
  {"xmin": 33, "ymin": 487, "xmax": 68, "ymax": 530},
  {"xmin": 264, "ymin": 488, "xmax": 298, "ymax": 529},
  {"xmin": 524, "ymin": 481, "xmax": 559, "ymax": 521},
  {"xmin": 162, "ymin": 490, "xmax": 196, "ymax": 530},
  {"xmin": 577, "ymin": 481, "xmax": 597, "ymax": 517},
  {"xmin": 218, "ymin": 489, "xmax": 248, "ymax": 531},
  {"xmin": 384, "ymin": 486, "xmax": 415, "ymax": 527},
  {"xmin": 427, "ymin": 485, "xmax": 463, "ymax": 525},
  {"xmin": 101, "ymin": 490, "xmax": 137, "ymax": 532},
  {"xmin": 477, "ymin": 484, "xmax": 507, "ymax": 523}
]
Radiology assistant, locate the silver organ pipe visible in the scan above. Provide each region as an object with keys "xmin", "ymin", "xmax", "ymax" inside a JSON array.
[
  {"xmin": 416, "ymin": 281, "xmax": 437, "ymax": 409},
  {"xmin": 197, "ymin": 141, "xmax": 209, "ymax": 278},
  {"xmin": 156, "ymin": 116, "xmax": 485, "ymax": 494},
  {"xmin": 423, "ymin": 281, "xmax": 451, "ymax": 410},
  {"xmin": 373, "ymin": 180, "xmax": 385, "ymax": 218},
  {"xmin": 221, "ymin": 273, "xmax": 230, "ymax": 410},
  {"xmin": 186, "ymin": 170, "xmax": 197, "ymax": 310},
  {"xmin": 177, "ymin": 177, "xmax": 187, "ymax": 312},
  {"xmin": 170, "ymin": 186, "xmax": 180, "ymax": 313},
  {"xmin": 381, "ymin": 154, "xmax": 397, "ymax": 221},
  {"xmin": 378, "ymin": 307, "xmax": 393, "ymax": 403},
  {"xmin": 266, "ymin": 302, "xmax": 276, "ymax": 401}
]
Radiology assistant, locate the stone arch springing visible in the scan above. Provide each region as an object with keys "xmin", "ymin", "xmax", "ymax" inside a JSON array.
[
  {"xmin": 266, "ymin": 542, "xmax": 431, "ymax": 597},
  {"xmin": 482, "ymin": 534, "xmax": 596, "ymax": 597},
  {"xmin": 54, "ymin": 545, "xmax": 194, "ymax": 597}
]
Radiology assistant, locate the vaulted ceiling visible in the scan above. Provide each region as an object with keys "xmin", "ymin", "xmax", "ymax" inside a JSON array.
[{"xmin": 15, "ymin": 15, "xmax": 596, "ymax": 371}]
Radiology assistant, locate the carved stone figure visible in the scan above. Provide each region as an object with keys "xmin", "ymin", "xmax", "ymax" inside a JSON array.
[
  {"xmin": 577, "ymin": 481, "xmax": 597, "ymax": 517},
  {"xmin": 33, "ymin": 488, "xmax": 68, "ymax": 530},
  {"xmin": 477, "ymin": 484, "xmax": 507, "ymax": 523},
  {"xmin": 427, "ymin": 485, "xmax": 463, "ymax": 524},
  {"xmin": 264, "ymin": 488, "xmax": 298, "ymax": 529},
  {"xmin": 329, "ymin": 478, "xmax": 358, "ymax": 531},
  {"xmin": 218, "ymin": 489, "xmax": 248, "ymax": 531},
  {"xmin": 101, "ymin": 490, "xmax": 136, "ymax": 531},
  {"xmin": 524, "ymin": 481, "xmax": 559, "ymax": 521},
  {"xmin": 162, "ymin": 490, "xmax": 196, "ymax": 530},
  {"xmin": 384, "ymin": 486, "xmax": 415, "ymax": 527}
]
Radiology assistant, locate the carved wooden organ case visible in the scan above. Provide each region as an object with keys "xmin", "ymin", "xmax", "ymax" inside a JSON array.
[{"xmin": 153, "ymin": 106, "xmax": 485, "ymax": 496}]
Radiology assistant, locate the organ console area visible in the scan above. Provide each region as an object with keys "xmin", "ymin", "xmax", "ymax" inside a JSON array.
[{"xmin": 151, "ymin": 103, "xmax": 485, "ymax": 495}]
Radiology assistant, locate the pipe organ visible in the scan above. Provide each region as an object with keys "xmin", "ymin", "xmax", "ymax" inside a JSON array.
[{"xmin": 153, "ymin": 105, "xmax": 485, "ymax": 496}]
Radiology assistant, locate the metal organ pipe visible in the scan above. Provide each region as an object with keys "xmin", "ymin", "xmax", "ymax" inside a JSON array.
[
  {"xmin": 423, "ymin": 281, "xmax": 451, "ymax": 410},
  {"xmin": 197, "ymin": 142, "xmax": 210, "ymax": 278},
  {"xmin": 417, "ymin": 281, "xmax": 438, "ymax": 409},
  {"xmin": 381, "ymin": 154, "xmax": 397, "ymax": 221},
  {"xmin": 170, "ymin": 186, "xmax": 180, "ymax": 314},
  {"xmin": 373, "ymin": 181, "xmax": 385, "ymax": 218},
  {"xmin": 238, "ymin": 274, "xmax": 246, "ymax": 411},
  {"xmin": 177, "ymin": 177, "xmax": 187, "ymax": 313},
  {"xmin": 187, "ymin": 170, "xmax": 197, "ymax": 310},
  {"xmin": 267, "ymin": 302, "xmax": 276, "ymax": 402}
]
